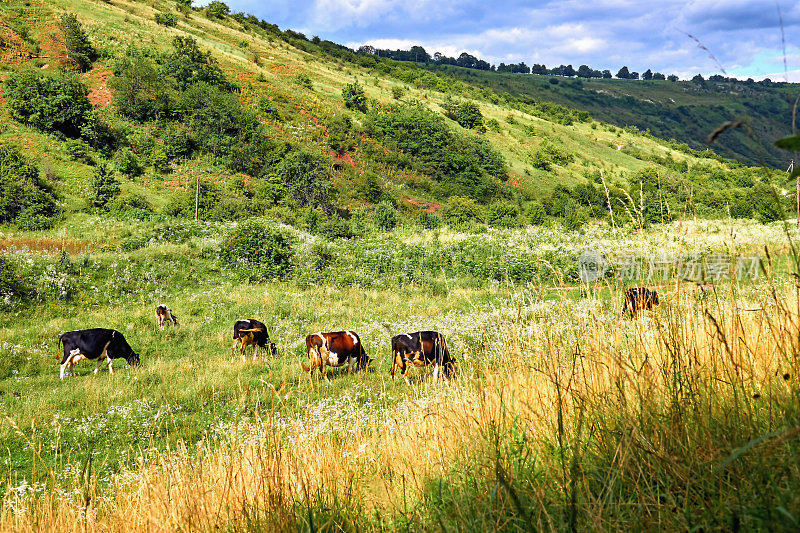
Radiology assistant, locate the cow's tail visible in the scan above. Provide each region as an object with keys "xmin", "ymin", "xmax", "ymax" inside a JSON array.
[{"xmin": 56, "ymin": 334, "xmax": 63, "ymax": 360}]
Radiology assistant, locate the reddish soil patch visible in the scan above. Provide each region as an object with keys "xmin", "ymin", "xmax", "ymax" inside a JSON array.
[
  {"xmin": 84, "ymin": 64, "xmax": 113, "ymax": 108},
  {"xmin": 0, "ymin": 237, "xmax": 95, "ymax": 255},
  {"xmin": 269, "ymin": 63, "xmax": 292, "ymax": 76},
  {"xmin": 38, "ymin": 22, "xmax": 72, "ymax": 70},
  {"xmin": 0, "ymin": 21, "xmax": 29, "ymax": 67},
  {"xmin": 404, "ymin": 197, "xmax": 441, "ymax": 214}
]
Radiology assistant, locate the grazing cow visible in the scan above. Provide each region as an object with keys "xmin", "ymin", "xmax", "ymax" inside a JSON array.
[
  {"xmin": 391, "ymin": 331, "xmax": 455, "ymax": 385},
  {"xmin": 303, "ymin": 331, "xmax": 372, "ymax": 380},
  {"xmin": 232, "ymin": 319, "xmax": 276, "ymax": 361},
  {"xmin": 59, "ymin": 328, "xmax": 140, "ymax": 380},
  {"xmin": 623, "ymin": 287, "xmax": 660, "ymax": 317},
  {"xmin": 155, "ymin": 304, "xmax": 179, "ymax": 330}
]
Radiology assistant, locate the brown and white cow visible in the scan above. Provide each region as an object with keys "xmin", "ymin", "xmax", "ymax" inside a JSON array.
[
  {"xmin": 155, "ymin": 304, "xmax": 179, "ymax": 330},
  {"xmin": 303, "ymin": 331, "xmax": 372, "ymax": 380},
  {"xmin": 391, "ymin": 331, "xmax": 455, "ymax": 385}
]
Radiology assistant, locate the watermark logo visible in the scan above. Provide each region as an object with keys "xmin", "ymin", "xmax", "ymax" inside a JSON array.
[
  {"xmin": 578, "ymin": 250, "xmax": 762, "ymax": 283},
  {"xmin": 578, "ymin": 248, "xmax": 609, "ymax": 283}
]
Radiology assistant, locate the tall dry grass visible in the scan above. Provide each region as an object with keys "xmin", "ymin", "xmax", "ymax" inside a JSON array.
[{"xmin": 2, "ymin": 281, "xmax": 799, "ymax": 531}]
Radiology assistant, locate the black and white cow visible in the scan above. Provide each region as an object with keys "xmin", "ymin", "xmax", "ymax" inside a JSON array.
[
  {"xmin": 391, "ymin": 331, "xmax": 455, "ymax": 384},
  {"xmin": 232, "ymin": 319, "xmax": 277, "ymax": 361},
  {"xmin": 59, "ymin": 328, "xmax": 140, "ymax": 380}
]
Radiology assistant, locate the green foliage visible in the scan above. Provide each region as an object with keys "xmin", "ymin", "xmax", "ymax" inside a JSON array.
[
  {"xmin": 107, "ymin": 192, "xmax": 153, "ymax": 219},
  {"xmin": 486, "ymin": 118, "xmax": 501, "ymax": 132},
  {"xmin": 531, "ymin": 140, "xmax": 573, "ymax": 170},
  {"xmin": 205, "ymin": 1, "xmax": 230, "ymax": 18},
  {"xmin": 751, "ymin": 183, "xmax": 785, "ymax": 223},
  {"xmin": 487, "ymin": 201, "xmax": 520, "ymax": 228},
  {"xmin": 64, "ymin": 140, "xmax": 94, "ymax": 165},
  {"xmin": 111, "ymin": 53, "xmax": 175, "ymax": 121},
  {"xmin": 317, "ymin": 213, "xmax": 356, "ymax": 240},
  {"xmin": 89, "ymin": 164, "xmax": 121, "ymax": 210},
  {"xmin": 526, "ymin": 202, "xmax": 547, "ymax": 225},
  {"xmin": 365, "ymin": 104, "xmax": 506, "ymax": 201},
  {"xmin": 113, "ymin": 148, "xmax": 144, "ymax": 178},
  {"xmin": 164, "ymin": 179, "xmax": 219, "ymax": 219},
  {"xmin": 441, "ymin": 196, "xmax": 484, "ymax": 228},
  {"xmin": 326, "ymin": 114, "xmax": 355, "ymax": 153},
  {"xmin": 294, "ymin": 73, "xmax": 313, "ymax": 89},
  {"xmin": 0, "ymin": 145, "xmax": 59, "ymax": 229},
  {"xmin": 166, "ymin": 36, "xmax": 235, "ymax": 91},
  {"xmin": 730, "ymin": 196, "xmax": 754, "ymax": 219},
  {"xmin": 443, "ymin": 100, "xmax": 485, "ymax": 132},
  {"xmin": 4, "ymin": 69, "xmax": 93, "ymax": 137},
  {"xmin": 342, "ymin": 81, "xmax": 367, "ymax": 112},
  {"xmin": 391, "ymin": 86, "xmax": 404, "ymax": 99},
  {"xmin": 274, "ymin": 150, "xmax": 333, "ymax": 209},
  {"xmin": 257, "ymin": 97, "xmax": 281, "ymax": 121},
  {"xmin": 154, "ymin": 12, "xmax": 178, "ymax": 26},
  {"xmin": 220, "ymin": 221, "xmax": 294, "ymax": 281},
  {"xmin": 374, "ymin": 201, "xmax": 399, "ymax": 230},
  {"xmin": 57, "ymin": 13, "xmax": 96, "ymax": 72},
  {"xmin": 0, "ymin": 256, "xmax": 31, "ymax": 308},
  {"xmin": 359, "ymin": 173, "xmax": 383, "ymax": 204}
]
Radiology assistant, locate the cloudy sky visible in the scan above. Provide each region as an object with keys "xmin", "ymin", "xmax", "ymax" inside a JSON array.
[{"xmin": 224, "ymin": 0, "xmax": 800, "ymax": 80}]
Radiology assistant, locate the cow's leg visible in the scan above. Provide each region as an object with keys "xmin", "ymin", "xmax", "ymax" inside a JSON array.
[
  {"xmin": 253, "ymin": 345, "xmax": 259, "ymax": 362},
  {"xmin": 60, "ymin": 361, "xmax": 67, "ymax": 380},
  {"xmin": 390, "ymin": 352, "xmax": 401, "ymax": 381},
  {"xmin": 94, "ymin": 358, "xmax": 103, "ymax": 374},
  {"xmin": 107, "ymin": 357, "xmax": 114, "ymax": 374},
  {"xmin": 232, "ymin": 338, "xmax": 240, "ymax": 361},
  {"xmin": 432, "ymin": 363, "xmax": 440, "ymax": 381},
  {"xmin": 348, "ymin": 356, "xmax": 355, "ymax": 374}
]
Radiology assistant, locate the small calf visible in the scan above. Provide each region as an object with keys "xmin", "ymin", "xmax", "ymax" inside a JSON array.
[
  {"xmin": 623, "ymin": 287, "xmax": 660, "ymax": 317},
  {"xmin": 155, "ymin": 304, "xmax": 179, "ymax": 330}
]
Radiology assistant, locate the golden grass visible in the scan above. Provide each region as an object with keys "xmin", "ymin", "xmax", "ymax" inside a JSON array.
[{"xmin": 2, "ymin": 281, "xmax": 797, "ymax": 531}]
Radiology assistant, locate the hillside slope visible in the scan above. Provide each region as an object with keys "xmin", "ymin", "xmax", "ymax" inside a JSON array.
[{"xmin": 0, "ymin": 0, "xmax": 782, "ymax": 232}]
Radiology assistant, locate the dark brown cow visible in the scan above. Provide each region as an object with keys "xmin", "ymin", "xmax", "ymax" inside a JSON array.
[
  {"xmin": 623, "ymin": 287, "xmax": 660, "ymax": 317},
  {"xmin": 391, "ymin": 331, "xmax": 454, "ymax": 385},
  {"xmin": 303, "ymin": 331, "xmax": 372, "ymax": 380},
  {"xmin": 232, "ymin": 319, "xmax": 276, "ymax": 361}
]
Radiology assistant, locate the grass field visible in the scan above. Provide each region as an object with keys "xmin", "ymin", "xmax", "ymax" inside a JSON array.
[{"xmin": 1, "ymin": 219, "xmax": 800, "ymax": 530}]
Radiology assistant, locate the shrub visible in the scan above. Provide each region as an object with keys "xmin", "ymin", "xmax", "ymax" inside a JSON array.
[
  {"xmin": 317, "ymin": 213, "xmax": 356, "ymax": 240},
  {"xmin": 111, "ymin": 52, "xmax": 175, "ymax": 121},
  {"xmin": 57, "ymin": 13, "xmax": 96, "ymax": 72},
  {"xmin": 326, "ymin": 115, "xmax": 354, "ymax": 153},
  {"xmin": 486, "ymin": 118, "xmax": 501, "ymax": 132},
  {"xmin": 113, "ymin": 148, "xmax": 144, "ymax": 178},
  {"xmin": 0, "ymin": 256, "xmax": 31, "ymax": 308},
  {"xmin": 4, "ymin": 69, "xmax": 92, "ymax": 137},
  {"xmin": 359, "ymin": 172, "xmax": 383, "ymax": 204},
  {"xmin": 154, "ymin": 12, "xmax": 178, "ymax": 26},
  {"xmin": 257, "ymin": 97, "xmax": 281, "ymax": 121},
  {"xmin": 166, "ymin": 36, "xmax": 234, "ymax": 91},
  {"xmin": 487, "ymin": 201, "xmax": 520, "ymax": 228},
  {"xmin": 342, "ymin": 81, "xmax": 367, "ymax": 112},
  {"xmin": 443, "ymin": 100, "xmax": 485, "ymax": 132},
  {"xmin": 0, "ymin": 145, "xmax": 59, "ymax": 228},
  {"xmin": 419, "ymin": 211, "xmax": 440, "ymax": 229},
  {"xmin": 108, "ymin": 193, "xmax": 153, "ymax": 219},
  {"xmin": 89, "ymin": 164, "xmax": 120, "ymax": 210},
  {"xmin": 64, "ymin": 140, "xmax": 94, "ymax": 165},
  {"xmin": 164, "ymin": 179, "xmax": 219, "ymax": 219},
  {"xmin": 295, "ymin": 73, "xmax": 313, "ymax": 89},
  {"xmin": 730, "ymin": 196, "xmax": 753, "ymax": 219},
  {"xmin": 751, "ymin": 183, "xmax": 784, "ymax": 223},
  {"xmin": 441, "ymin": 196, "xmax": 484, "ymax": 228},
  {"xmin": 220, "ymin": 221, "xmax": 294, "ymax": 281},
  {"xmin": 531, "ymin": 140, "xmax": 573, "ymax": 170},
  {"xmin": 275, "ymin": 150, "xmax": 334, "ymax": 209},
  {"xmin": 374, "ymin": 201, "xmax": 399, "ymax": 231},
  {"xmin": 205, "ymin": 1, "xmax": 230, "ymax": 18},
  {"xmin": 526, "ymin": 202, "xmax": 547, "ymax": 225},
  {"xmin": 391, "ymin": 86, "xmax": 404, "ymax": 99},
  {"xmin": 162, "ymin": 125, "xmax": 195, "ymax": 160},
  {"xmin": 79, "ymin": 110, "xmax": 119, "ymax": 154}
]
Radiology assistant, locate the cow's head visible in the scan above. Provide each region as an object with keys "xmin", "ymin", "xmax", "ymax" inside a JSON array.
[
  {"xmin": 358, "ymin": 354, "xmax": 374, "ymax": 371},
  {"xmin": 268, "ymin": 342, "xmax": 278, "ymax": 356},
  {"xmin": 127, "ymin": 352, "xmax": 141, "ymax": 367},
  {"xmin": 652, "ymin": 291, "xmax": 660, "ymax": 306}
]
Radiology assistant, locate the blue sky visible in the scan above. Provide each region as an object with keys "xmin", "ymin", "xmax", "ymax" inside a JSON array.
[{"xmin": 223, "ymin": 0, "xmax": 800, "ymax": 80}]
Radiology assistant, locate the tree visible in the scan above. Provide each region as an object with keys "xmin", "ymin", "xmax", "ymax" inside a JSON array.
[
  {"xmin": 642, "ymin": 69, "xmax": 653, "ymax": 80},
  {"xmin": 111, "ymin": 52, "xmax": 175, "ymax": 121},
  {"xmin": 667, "ymin": 74, "xmax": 679, "ymax": 82},
  {"xmin": 342, "ymin": 81, "xmax": 367, "ymax": 112},
  {"xmin": 165, "ymin": 36, "xmax": 233, "ymax": 91},
  {"xmin": 57, "ymin": 13, "xmax": 97, "ymax": 72},
  {"xmin": 205, "ymin": 0, "xmax": 229, "ymax": 18},
  {"xmin": 90, "ymin": 164, "xmax": 120, "ymax": 210},
  {"xmin": 616, "ymin": 66, "xmax": 630, "ymax": 79},
  {"xmin": 691, "ymin": 74, "xmax": 705, "ymax": 85},
  {"xmin": 4, "ymin": 69, "xmax": 92, "ymax": 137},
  {"xmin": 630, "ymin": 71, "xmax": 640, "ymax": 80},
  {"xmin": 602, "ymin": 70, "xmax": 612, "ymax": 79},
  {"xmin": 441, "ymin": 196, "xmax": 484, "ymax": 228},
  {"xmin": 653, "ymin": 72, "xmax": 666, "ymax": 80},
  {"xmin": 220, "ymin": 221, "xmax": 295, "ymax": 281},
  {"xmin": 374, "ymin": 201, "xmax": 399, "ymax": 230},
  {"xmin": 577, "ymin": 65, "xmax": 593, "ymax": 78},
  {"xmin": 0, "ymin": 145, "xmax": 59, "ymax": 229}
]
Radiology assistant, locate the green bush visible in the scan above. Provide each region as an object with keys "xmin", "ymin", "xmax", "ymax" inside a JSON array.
[
  {"xmin": 751, "ymin": 183, "xmax": 784, "ymax": 223},
  {"xmin": 108, "ymin": 193, "xmax": 153, "ymax": 220},
  {"xmin": 441, "ymin": 196, "xmax": 484, "ymax": 228},
  {"xmin": 57, "ymin": 13, "xmax": 96, "ymax": 72},
  {"xmin": 111, "ymin": 52, "xmax": 175, "ymax": 121},
  {"xmin": 391, "ymin": 86, "xmax": 404, "ymax": 99},
  {"xmin": 0, "ymin": 256, "xmax": 32, "ymax": 308},
  {"xmin": 526, "ymin": 202, "xmax": 547, "ymax": 225},
  {"xmin": 220, "ymin": 221, "xmax": 294, "ymax": 281},
  {"xmin": 4, "ymin": 69, "xmax": 93, "ymax": 137},
  {"xmin": 166, "ymin": 36, "xmax": 235, "ymax": 91},
  {"xmin": 358, "ymin": 172, "xmax": 383, "ymax": 204},
  {"xmin": 342, "ymin": 81, "xmax": 367, "ymax": 112},
  {"xmin": 257, "ymin": 97, "xmax": 281, "ymax": 121},
  {"xmin": 162, "ymin": 125, "xmax": 195, "ymax": 161},
  {"xmin": 730, "ymin": 196, "xmax": 754, "ymax": 219},
  {"xmin": 275, "ymin": 150, "xmax": 334, "ymax": 209},
  {"xmin": 89, "ymin": 164, "xmax": 120, "ymax": 210},
  {"xmin": 443, "ymin": 100, "xmax": 485, "ymax": 132},
  {"xmin": 205, "ymin": 1, "xmax": 230, "ymax": 18},
  {"xmin": 419, "ymin": 211, "xmax": 441, "ymax": 229},
  {"xmin": 374, "ymin": 201, "xmax": 399, "ymax": 231},
  {"xmin": 317, "ymin": 213, "xmax": 356, "ymax": 240},
  {"xmin": 64, "ymin": 140, "xmax": 94, "ymax": 165},
  {"xmin": 487, "ymin": 201, "xmax": 520, "ymax": 228},
  {"xmin": 154, "ymin": 12, "xmax": 178, "ymax": 26},
  {"xmin": 0, "ymin": 145, "xmax": 59, "ymax": 229},
  {"xmin": 531, "ymin": 140, "xmax": 574, "ymax": 170},
  {"xmin": 164, "ymin": 179, "xmax": 220, "ymax": 219},
  {"xmin": 326, "ymin": 115, "xmax": 354, "ymax": 153},
  {"xmin": 113, "ymin": 148, "xmax": 144, "ymax": 178},
  {"xmin": 294, "ymin": 73, "xmax": 313, "ymax": 90}
]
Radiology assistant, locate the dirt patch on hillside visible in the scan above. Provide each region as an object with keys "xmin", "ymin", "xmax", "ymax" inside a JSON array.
[{"xmin": 84, "ymin": 64, "xmax": 113, "ymax": 108}]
